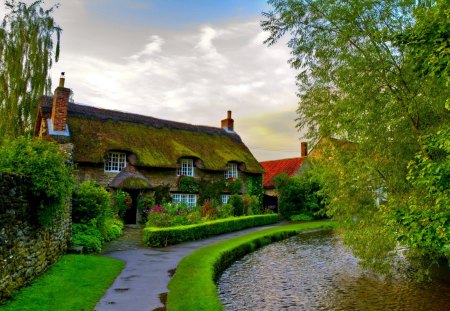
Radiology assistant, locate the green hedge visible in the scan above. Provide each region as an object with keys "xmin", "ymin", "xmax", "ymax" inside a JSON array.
[
  {"xmin": 167, "ymin": 221, "xmax": 336, "ymax": 311},
  {"xmin": 143, "ymin": 214, "xmax": 280, "ymax": 247}
]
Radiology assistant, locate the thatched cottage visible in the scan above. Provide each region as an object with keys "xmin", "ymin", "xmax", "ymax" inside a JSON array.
[{"xmin": 34, "ymin": 75, "xmax": 264, "ymax": 223}]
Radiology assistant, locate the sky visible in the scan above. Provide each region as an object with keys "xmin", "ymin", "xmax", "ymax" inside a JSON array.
[{"xmin": 1, "ymin": 0, "xmax": 307, "ymax": 161}]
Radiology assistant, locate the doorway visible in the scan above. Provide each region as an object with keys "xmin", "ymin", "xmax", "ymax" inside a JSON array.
[{"xmin": 124, "ymin": 189, "xmax": 139, "ymax": 224}]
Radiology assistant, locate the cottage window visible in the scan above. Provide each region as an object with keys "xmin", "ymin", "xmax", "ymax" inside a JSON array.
[
  {"xmin": 105, "ymin": 152, "xmax": 127, "ymax": 172},
  {"xmin": 171, "ymin": 193, "xmax": 197, "ymax": 207},
  {"xmin": 177, "ymin": 159, "xmax": 194, "ymax": 177},
  {"xmin": 221, "ymin": 194, "xmax": 230, "ymax": 204},
  {"xmin": 224, "ymin": 163, "xmax": 238, "ymax": 179}
]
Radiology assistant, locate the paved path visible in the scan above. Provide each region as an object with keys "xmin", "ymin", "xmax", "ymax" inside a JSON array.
[{"xmin": 95, "ymin": 223, "xmax": 285, "ymax": 311}]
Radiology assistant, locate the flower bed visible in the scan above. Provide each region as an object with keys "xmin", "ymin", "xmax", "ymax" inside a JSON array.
[{"xmin": 143, "ymin": 214, "xmax": 280, "ymax": 247}]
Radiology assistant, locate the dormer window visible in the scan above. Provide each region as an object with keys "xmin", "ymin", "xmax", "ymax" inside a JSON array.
[
  {"xmin": 105, "ymin": 152, "xmax": 127, "ymax": 172},
  {"xmin": 224, "ymin": 163, "xmax": 238, "ymax": 179},
  {"xmin": 177, "ymin": 159, "xmax": 194, "ymax": 176}
]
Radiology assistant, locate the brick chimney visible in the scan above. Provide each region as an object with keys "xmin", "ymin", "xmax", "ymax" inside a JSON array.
[
  {"xmin": 301, "ymin": 142, "xmax": 308, "ymax": 157},
  {"xmin": 221, "ymin": 110, "xmax": 234, "ymax": 132},
  {"xmin": 50, "ymin": 72, "xmax": 70, "ymax": 132}
]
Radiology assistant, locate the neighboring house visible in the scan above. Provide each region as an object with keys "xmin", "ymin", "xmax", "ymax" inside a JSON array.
[
  {"xmin": 34, "ymin": 75, "xmax": 264, "ymax": 224},
  {"xmin": 259, "ymin": 142, "xmax": 308, "ymax": 209}
]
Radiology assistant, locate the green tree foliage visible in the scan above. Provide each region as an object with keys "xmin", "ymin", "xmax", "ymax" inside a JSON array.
[
  {"xmin": 0, "ymin": 137, "xmax": 73, "ymax": 226},
  {"xmin": 262, "ymin": 0, "xmax": 450, "ymax": 276},
  {"xmin": 0, "ymin": 0, "xmax": 61, "ymax": 138},
  {"xmin": 273, "ymin": 173, "xmax": 324, "ymax": 219}
]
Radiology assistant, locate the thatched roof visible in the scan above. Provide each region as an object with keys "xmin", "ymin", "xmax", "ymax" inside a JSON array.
[
  {"xmin": 37, "ymin": 96, "xmax": 264, "ymax": 173},
  {"xmin": 110, "ymin": 165, "xmax": 152, "ymax": 189}
]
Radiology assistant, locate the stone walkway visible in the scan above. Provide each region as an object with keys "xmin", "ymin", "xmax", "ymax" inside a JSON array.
[{"xmin": 94, "ymin": 223, "xmax": 284, "ymax": 311}]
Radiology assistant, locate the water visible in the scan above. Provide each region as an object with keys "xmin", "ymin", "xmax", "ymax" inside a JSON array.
[{"xmin": 217, "ymin": 230, "xmax": 450, "ymax": 311}]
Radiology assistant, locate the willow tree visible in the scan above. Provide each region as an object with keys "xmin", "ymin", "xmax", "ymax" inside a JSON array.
[
  {"xmin": 262, "ymin": 0, "xmax": 450, "ymax": 278},
  {"xmin": 0, "ymin": 0, "xmax": 61, "ymax": 138}
]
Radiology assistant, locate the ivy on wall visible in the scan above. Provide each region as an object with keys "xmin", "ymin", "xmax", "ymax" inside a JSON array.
[{"xmin": 0, "ymin": 137, "xmax": 73, "ymax": 227}]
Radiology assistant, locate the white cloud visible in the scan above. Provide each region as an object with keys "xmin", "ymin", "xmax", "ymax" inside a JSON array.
[{"xmin": 41, "ymin": 9, "xmax": 300, "ymax": 161}]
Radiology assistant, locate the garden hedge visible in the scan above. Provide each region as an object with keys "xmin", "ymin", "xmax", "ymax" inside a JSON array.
[
  {"xmin": 143, "ymin": 214, "xmax": 280, "ymax": 247},
  {"xmin": 167, "ymin": 220, "xmax": 336, "ymax": 311}
]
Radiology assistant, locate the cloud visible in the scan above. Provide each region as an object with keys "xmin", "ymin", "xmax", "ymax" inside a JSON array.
[{"xmin": 0, "ymin": 0, "xmax": 300, "ymax": 161}]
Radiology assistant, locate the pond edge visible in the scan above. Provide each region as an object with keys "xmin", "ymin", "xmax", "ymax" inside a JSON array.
[{"xmin": 167, "ymin": 220, "xmax": 336, "ymax": 311}]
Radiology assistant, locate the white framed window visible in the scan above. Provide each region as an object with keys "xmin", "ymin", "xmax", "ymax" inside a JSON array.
[
  {"xmin": 177, "ymin": 159, "xmax": 194, "ymax": 176},
  {"xmin": 171, "ymin": 193, "xmax": 197, "ymax": 207},
  {"xmin": 221, "ymin": 194, "xmax": 230, "ymax": 204},
  {"xmin": 104, "ymin": 152, "xmax": 127, "ymax": 172},
  {"xmin": 224, "ymin": 163, "xmax": 238, "ymax": 179}
]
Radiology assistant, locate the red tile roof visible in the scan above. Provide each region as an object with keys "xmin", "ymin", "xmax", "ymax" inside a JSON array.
[{"xmin": 260, "ymin": 157, "xmax": 305, "ymax": 188}]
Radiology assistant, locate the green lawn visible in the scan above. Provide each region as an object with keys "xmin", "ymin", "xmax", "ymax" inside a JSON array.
[
  {"xmin": 0, "ymin": 255, "xmax": 124, "ymax": 311},
  {"xmin": 167, "ymin": 220, "xmax": 336, "ymax": 311}
]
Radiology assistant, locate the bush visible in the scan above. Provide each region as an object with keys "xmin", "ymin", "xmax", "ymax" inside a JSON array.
[
  {"xmin": 72, "ymin": 181, "xmax": 111, "ymax": 223},
  {"xmin": 225, "ymin": 178, "xmax": 242, "ymax": 194},
  {"xmin": 229, "ymin": 194, "xmax": 244, "ymax": 216},
  {"xmin": 178, "ymin": 176, "xmax": 199, "ymax": 193},
  {"xmin": 290, "ymin": 213, "xmax": 314, "ymax": 222},
  {"xmin": 113, "ymin": 189, "xmax": 132, "ymax": 219},
  {"xmin": 103, "ymin": 218, "xmax": 124, "ymax": 241},
  {"xmin": 143, "ymin": 214, "xmax": 280, "ymax": 247},
  {"xmin": 198, "ymin": 179, "xmax": 225, "ymax": 205},
  {"xmin": 274, "ymin": 174, "xmax": 325, "ymax": 219},
  {"xmin": 153, "ymin": 184, "xmax": 172, "ymax": 205},
  {"xmin": 200, "ymin": 200, "xmax": 218, "ymax": 219},
  {"xmin": 137, "ymin": 191, "xmax": 155, "ymax": 223},
  {"xmin": 0, "ymin": 137, "xmax": 73, "ymax": 227},
  {"xmin": 242, "ymin": 194, "xmax": 261, "ymax": 215},
  {"xmin": 71, "ymin": 223, "xmax": 103, "ymax": 253},
  {"xmin": 147, "ymin": 203, "xmax": 202, "ymax": 228},
  {"xmin": 71, "ymin": 181, "xmax": 123, "ymax": 252},
  {"xmin": 217, "ymin": 203, "xmax": 234, "ymax": 218}
]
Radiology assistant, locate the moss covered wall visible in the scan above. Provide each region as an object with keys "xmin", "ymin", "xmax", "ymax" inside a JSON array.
[{"xmin": 0, "ymin": 173, "xmax": 71, "ymax": 301}]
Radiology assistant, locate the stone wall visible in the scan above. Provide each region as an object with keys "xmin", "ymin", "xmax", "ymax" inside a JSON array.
[
  {"xmin": 75, "ymin": 163, "xmax": 251, "ymax": 193},
  {"xmin": 0, "ymin": 173, "xmax": 71, "ymax": 301}
]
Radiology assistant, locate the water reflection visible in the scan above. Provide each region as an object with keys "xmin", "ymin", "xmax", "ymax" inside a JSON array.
[{"xmin": 217, "ymin": 230, "xmax": 450, "ymax": 311}]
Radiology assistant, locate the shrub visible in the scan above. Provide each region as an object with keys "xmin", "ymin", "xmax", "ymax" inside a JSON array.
[
  {"xmin": 103, "ymin": 218, "xmax": 124, "ymax": 241},
  {"xmin": 144, "ymin": 214, "xmax": 280, "ymax": 247},
  {"xmin": 217, "ymin": 203, "xmax": 234, "ymax": 218},
  {"xmin": 137, "ymin": 191, "xmax": 155, "ymax": 223},
  {"xmin": 113, "ymin": 189, "xmax": 132, "ymax": 219},
  {"xmin": 71, "ymin": 223, "xmax": 103, "ymax": 253},
  {"xmin": 290, "ymin": 213, "xmax": 314, "ymax": 222},
  {"xmin": 72, "ymin": 181, "xmax": 111, "ymax": 224},
  {"xmin": 198, "ymin": 179, "xmax": 225, "ymax": 205},
  {"xmin": 200, "ymin": 200, "xmax": 218, "ymax": 219},
  {"xmin": 147, "ymin": 205, "xmax": 172, "ymax": 227},
  {"xmin": 274, "ymin": 174, "xmax": 325, "ymax": 219},
  {"xmin": 225, "ymin": 178, "xmax": 242, "ymax": 194},
  {"xmin": 0, "ymin": 137, "xmax": 73, "ymax": 227},
  {"xmin": 153, "ymin": 184, "xmax": 172, "ymax": 205},
  {"xmin": 242, "ymin": 194, "xmax": 261, "ymax": 215},
  {"xmin": 178, "ymin": 176, "xmax": 199, "ymax": 193},
  {"xmin": 229, "ymin": 194, "xmax": 244, "ymax": 216}
]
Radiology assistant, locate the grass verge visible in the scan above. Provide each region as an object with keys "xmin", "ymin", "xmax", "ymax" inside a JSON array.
[
  {"xmin": 167, "ymin": 220, "xmax": 336, "ymax": 311},
  {"xmin": 144, "ymin": 214, "xmax": 280, "ymax": 247},
  {"xmin": 0, "ymin": 254, "xmax": 124, "ymax": 311}
]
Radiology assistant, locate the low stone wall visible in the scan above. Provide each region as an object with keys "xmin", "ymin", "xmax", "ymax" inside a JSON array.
[{"xmin": 0, "ymin": 173, "xmax": 71, "ymax": 301}]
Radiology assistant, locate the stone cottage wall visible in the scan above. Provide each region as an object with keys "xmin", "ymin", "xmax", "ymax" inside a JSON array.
[{"xmin": 0, "ymin": 173, "xmax": 71, "ymax": 301}]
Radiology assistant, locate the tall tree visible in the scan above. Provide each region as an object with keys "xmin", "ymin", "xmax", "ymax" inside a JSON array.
[
  {"xmin": 0, "ymin": 0, "xmax": 61, "ymax": 138},
  {"xmin": 262, "ymin": 0, "xmax": 450, "ymax": 278}
]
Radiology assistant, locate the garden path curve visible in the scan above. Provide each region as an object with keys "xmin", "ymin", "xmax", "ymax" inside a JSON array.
[{"xmin": 95, "ymin": 223, "xmax": 285, "ymax": 311}]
